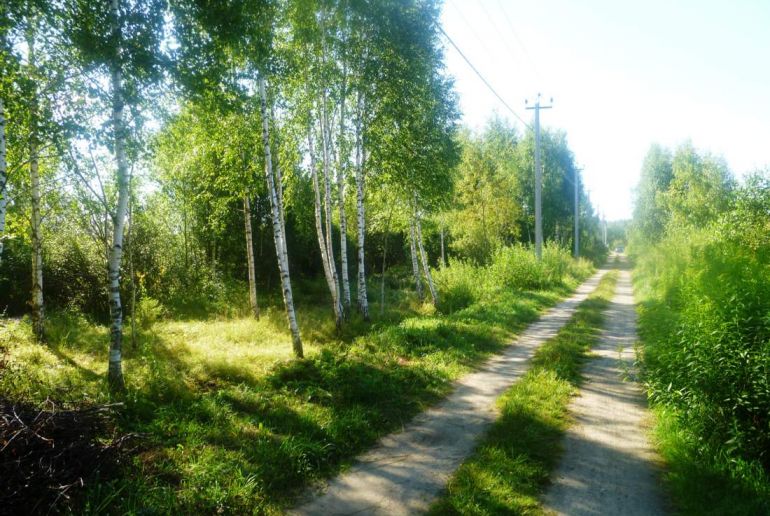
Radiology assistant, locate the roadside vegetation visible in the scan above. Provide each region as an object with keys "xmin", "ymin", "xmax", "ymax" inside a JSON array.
[
  {"xmin": 430, "ymin": 271, "xmax": 617, "ymax": 515},
  {"xmin": 1, "ymin": 247, "xmax": 593, "ymax": 513},
  {"xmin": 631, "ymin": 144, "xmax": 770, "ymax": 514}
]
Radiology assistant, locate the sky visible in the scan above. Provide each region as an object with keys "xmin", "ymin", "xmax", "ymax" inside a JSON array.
[{"xmin": 439, "ymin": 0, "xmax": 770, "ymax": 221}]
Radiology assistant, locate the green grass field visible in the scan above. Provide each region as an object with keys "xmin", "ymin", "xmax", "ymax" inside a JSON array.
[{"xmin": 0, "ymin": 267, "xmax": 591, "ymax": 514}]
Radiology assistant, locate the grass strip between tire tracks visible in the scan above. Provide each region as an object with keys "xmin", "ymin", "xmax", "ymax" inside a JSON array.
[{"xmin": 430, "ymin": 270, "xmax": 618, "ymax": 515}]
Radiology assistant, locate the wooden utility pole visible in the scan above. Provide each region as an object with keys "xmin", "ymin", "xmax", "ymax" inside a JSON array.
[{"xmin": 526, "ymin": 94, "xmax": 552, "ymax": 260}]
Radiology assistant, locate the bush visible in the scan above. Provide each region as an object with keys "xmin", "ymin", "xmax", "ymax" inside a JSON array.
[
  {"xmin": 135, "ymin": 297, "xmax": 167, "ymax": 330},
  {"xmin": 488, "ymin": 244, "xmax": 592, "ymax": 291},
  {"xmin": 636, "ymin": 179, "xmax": 770, "ymax": 474},
  {"xmin": 433, "ymin": 244, "xmax": 594, "ymax": 314},
  {"xmin": 432, "ymin": 260, "xmax": 485, "ymax": 312},
  {"xmin": 488, "ymin": 244, "xmax": 544, "ymax": 289},
  {"xmin": 640, "ymin": 232, "xmax": 770, "ymax": 469}
]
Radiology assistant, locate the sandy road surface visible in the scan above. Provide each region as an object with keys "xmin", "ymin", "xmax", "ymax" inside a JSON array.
[
  {"xmin": 542, "ymin": 265, "xmax": 666, "ymax": 515},
  {"xmin": 291, "ymin": 270, "xmax": 607, "ymax": 516}
]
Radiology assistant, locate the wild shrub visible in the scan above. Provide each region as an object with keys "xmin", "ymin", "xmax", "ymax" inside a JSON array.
[
  {"xmin": 638, "ymin": 178, "xmax": 770, "ymax": 472},
  {"xmin": 434, "ymin": 244, "xmax": 594, "ymax": 313},
  {"xmin": 432, "ymin": 260, "xmax": 486, "ymax": 312},
  {"xmin": 135, "ymin": 297, "xmax": 167, "ymax": 330},
  {"xmin": 488, "ymin": 244, "xmax": 593, "ymax": 291}
]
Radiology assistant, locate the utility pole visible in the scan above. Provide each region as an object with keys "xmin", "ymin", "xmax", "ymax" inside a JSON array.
[
  {"xmin": 526, "ymin": 93, "xmax": 552, "ymax": 260},
  {"xmin": 603, "ymin": 216, "xmax": 608, "ymax": 247},
  {"xmin": 574, "ymin": 167, "xmax": 580, "ymax": 258}
]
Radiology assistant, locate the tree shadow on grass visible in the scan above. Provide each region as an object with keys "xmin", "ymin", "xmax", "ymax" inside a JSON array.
[{"xmin": 77, "ymin": 277, "xmax": 598, "ymax": 513}]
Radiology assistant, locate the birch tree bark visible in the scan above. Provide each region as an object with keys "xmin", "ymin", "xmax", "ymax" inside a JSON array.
[
  {"xmin": 27, "ymin": 27, "xmax": 44, "ymax": 341},
  {"xmin": 0, "ymin": 99, "xmax": 7, "ymax": 265},
  {"xmin": 258, "ymin": 75, "xmax": 303, "ymax": 357},
  {"xmin": 308, "ymin": 121, "xmax": 343, "ymax": 327},
  {"xmin": 107, "ymin": 0, "xmax": 129, "ymax": 390},
  {"xmin": 320, "ymin": 97, "xmax": 343, "ymax": 326},
  {"xmin": 354, "ymin": 93, "xmax": 368, "ymax": 319},
  {"xmin": 408, "ymin": 216, "xmax": 424, "ymax": 301},
  {"xmin": 415, "ymin": 205, "xmax": 438, "ymax": 307},
  {"xmin": 29, "ymin": 135, "xmax": 44, "ymax": 340},
  {"xmin": 243, "ymin": 195, "xmax": 259, "ymax": 319},
  {"xmin": 336, "ymin": 67, "xmax": 351, "ymax": 312},
  {"xmin": 269, "ymin": 101, "xmax": 287, "ymax": 240}
]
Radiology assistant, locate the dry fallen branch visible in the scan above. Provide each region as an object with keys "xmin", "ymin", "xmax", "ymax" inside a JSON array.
[{"xmin": 0, "ymin": 397, "xmax": 139, "ymax": 514}]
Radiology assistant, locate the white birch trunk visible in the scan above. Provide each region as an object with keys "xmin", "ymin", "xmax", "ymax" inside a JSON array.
[
  {"xmin": 107, "ymin": 0, "xmax": 128, "ymax": 389},
  {"xmin": 243, "ymin": 196, "xmax": 259, "ymax": 319},
  {"xmin": 0, "ymin": 99, "xmax": 7, "ymax": 265},
  {"xmin": 258, "ymin": 76, "xmax": 303, "ymax": 357},
  {"xmin": 408, "ymin": 216, "xmax": 424, "ymax": 301},
  {"xmin": 27, "ymin": 28, "xmax": 44, "ymax": 340},
  {"xmin": 354, "ymin": 93, "xmax": 368, "ymax": 320},
  {"xmin": 320, "ymin": 98, "xmax": 344, "ymax": 326},
  {"xmin": 415, "ymin": 208, "xmax": 438, "ymax": 307},
  {"xmin": 30, "ymin": 133, "xmax": 44, "ymax": 340},
  {"xmin": 128, "ymin": 191, "xmax": 137, "ymax": 347},
  {"xmin": 269, "ymin": 101, "xmax": 287, "ymax": 240},
  {"xmin": 308, "ymin": 122, "xmax": 343, "ymax": 327},
  {"xmin": 336, "ymin": 71, "xmax": 351, "ymax": 312}
]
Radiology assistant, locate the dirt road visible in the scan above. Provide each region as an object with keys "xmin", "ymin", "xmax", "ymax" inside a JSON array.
[
  {"xmin": 291, "ymin": 270, "xmax": 607, "ymax": 516},
  {"xmin": 542, "ymin": 266, "xmax": 666, "ymax": 515}
]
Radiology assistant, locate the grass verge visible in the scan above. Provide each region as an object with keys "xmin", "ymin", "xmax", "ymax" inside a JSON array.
[
  {"xmin": 429, "ymin": 270, "xmax": 617, "ymax": 515},
  {"xmin": 649, "ymin": 405, "xmax": 770, "ymax": 515}
]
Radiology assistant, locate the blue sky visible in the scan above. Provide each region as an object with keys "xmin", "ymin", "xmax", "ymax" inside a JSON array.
[{"xmin": 440, "ymin": 0, "xmax": 770, "ymax": 220}]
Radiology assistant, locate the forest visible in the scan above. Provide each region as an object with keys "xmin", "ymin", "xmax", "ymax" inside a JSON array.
[
  {"xmin": 0, "ymin": 0, "xmax": 610, "ymax": 512},
  {"xmin": 630, "ymin": 143, "xmax": 770, "ymax": 513}
]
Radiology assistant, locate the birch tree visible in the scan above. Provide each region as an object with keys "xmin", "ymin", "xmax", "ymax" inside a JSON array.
[
  {"xmin": 408, "ymin": 215, "xmax": 423, "ymax": 301},
  {"xmin": 169, "ymin": 0, "xmax": 304, "ymax": 355},
  {"xmin": 104, "ymin": 0, "xmax": 131, "ymax": 389},
  {"xmin": 258, "ymin": 75, "xmax": 303, "ymax": 357},
  {"xmin": 414, "ymin": 196, "xmax": 437, "ymax": 306},
  {"xmin": 308, "ymin": 114, "xmax": 343, "ymax": 327},
  {"xmin": 0, "ymin": 98, "xmax": 6, "ymax": 265},
  {"xmin": 11, "ymin": 3, "xmax": 72, "ymax": 340},
  {"xmin": 243, "ymin": 195, "xmax": 259, "ymax": 319},
  {"xmin": 336, "ymin": 71, "xmax": 351, "ymax": 312},
  {"xmin": 25, "ymin": 21, "xmax": 44, "ymax": 339},
  {"xmin": 68, "ymin": 0, "xmax": 165, "ymax": 389},
  {"xmin": 0, "ymin": 0, "xmax": 20, "ymax": 268},
  {"xmin": 353, "ymin": 91, "xmax": 368, "ymax": 318},
  {"xmin": 319, "ymin": 96, "xmax": 343, "ymax": 326}
]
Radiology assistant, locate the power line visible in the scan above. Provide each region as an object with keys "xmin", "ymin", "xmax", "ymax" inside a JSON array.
[
  {"xmin": 438, "ymin": 25, "xmax": 531, "ymax": 129},
  {"xmin": 496, "ymin": 0, "xmax": 543, "ymax": 87},
  {"xmin": 448, "ymin": 0, "xmax": 498, "ymax": 67},
  {"xmin": 440, "ymin": 19, "xmax": 581, "ymax": 209},
  {"xmin": 477, "ymin": 1, "xmax": 520, "ymax": 67}
]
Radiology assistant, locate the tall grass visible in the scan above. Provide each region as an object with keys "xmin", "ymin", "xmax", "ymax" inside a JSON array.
[
  {"xmin": 433, "ymin": 244, "xmax": 594, "ymax": 314},
  {"xmin": 0, "ymin": 246, "xmax": 593, "ymax": 514},
  {"xmin": 634, "ymin": 217, "xmax": 770, "ymax": 512}
]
